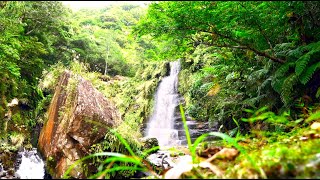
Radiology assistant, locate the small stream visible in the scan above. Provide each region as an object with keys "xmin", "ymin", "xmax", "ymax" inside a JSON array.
[
  {"xmin": 0, "ymin": 148, "xmax": 46, "ymax": 179},
  {"xmin": 15, "ymin": 148, "xmax": 45, "ymax": 179}
]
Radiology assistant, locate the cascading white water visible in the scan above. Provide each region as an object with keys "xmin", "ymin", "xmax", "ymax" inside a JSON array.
[
  {"xmin": 16, "ymin": 148, "xmax": 45, "ymax": 179},
  {"xmin": 146, "ymin": 60, "xmax": 181, "ymax": 147}
]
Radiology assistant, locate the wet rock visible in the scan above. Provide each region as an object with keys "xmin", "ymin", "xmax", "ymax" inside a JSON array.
[
  {"xmin": 0, "ymin": 151, "xmax": 17, "ymax": 172},
  {"xmin": 38, "ymin": 70, "xmax": 120, "ymax": 179},
  {"xmin": 147, "ymin": 151, "xmax": 176, "ymax": 170},
  {"xmin": 0, "ymin": 169, "xmax": 19, "ymax": 179},
  {"xmin": 141, "ymin": 137, "xmax": 159, "ymax": 154},
  {"xmin": 146, "ymin": 149, "xmax": 194, "ymax": 177},
  {"xmin": 133, "ymin": 170, "xmax": 153, "ymax": 178},
  {"xmin": 44, "ymin": 169, "xmax": 52, "ymax": 179},
  {"xmin": 7, "ymin": 168, "xmax": 14, "ymax": 176},
  {"xmin": 0, "ymin": 167, "xmax": 5, "ymax": 177},
  {"xmin": 197, "ymin": 146, "xmax": 223, "ymax": 158}
]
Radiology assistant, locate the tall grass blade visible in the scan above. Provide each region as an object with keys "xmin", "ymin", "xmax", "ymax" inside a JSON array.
[
  {"xmin": 190, "ymin": 133, "xmax": 209, "ymax": 162},
  {"xmin": 63, "ymin": 152, "xmax": 125, "ymax": 178},
  {"xmin": 98, "ymin": 156, "xmax": 142, "ymax": 171},
  {"xmin": 232, "ymin": 117, "xmax": 241, "ymax": 138},
  {"xmin": 111, "ymin": 129, "xmax": 136, "ymax": 157},
  {"xmin": 179, "ymin": 104, "xmax": 193, "ymax": 155},
  {"xmin": 141, "ymin": 146, "xmax": 160, "ymax": 159},
  {"xmin": 306, "ymin": 110, "xmax": 320, "ymax": 122},
  {"xmin": 232, "ymin": 117, "xmax": 240, "ymax": 128}
]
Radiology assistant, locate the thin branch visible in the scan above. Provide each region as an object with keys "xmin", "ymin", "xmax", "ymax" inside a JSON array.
[
  {"xmin": 175, "ymin": 23, "xmax": 285, "ymax": 63},
  {"xmin": 213, "ymin": 30, "xmax": 285, "ymax": 63},
  {"xmin": 25, "ymin": 29, "xmax": 34, "ymax": 35},
  {"xmin": 193, "ymin": 26, "xmax": 285, "ymax": 63}
]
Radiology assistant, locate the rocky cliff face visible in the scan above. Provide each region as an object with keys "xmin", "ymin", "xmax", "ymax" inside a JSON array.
[{"xmin": 38, "ymin": 70, "xmax": 120, "ymax": 178}]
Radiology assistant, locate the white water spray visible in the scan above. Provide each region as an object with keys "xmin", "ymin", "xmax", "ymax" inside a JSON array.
[
  {"xmin": 16, "ymin": 148, "xmax": 45, "ymax": 179},
  {"xmin": 146, "ymin": 60, "xmax": 181, "ymax": 147}
]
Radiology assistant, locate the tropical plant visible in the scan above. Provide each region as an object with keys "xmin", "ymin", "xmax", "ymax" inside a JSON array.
[{"xmin": 270, "ymin": 41, "xmax": 320, "ymax": 107}]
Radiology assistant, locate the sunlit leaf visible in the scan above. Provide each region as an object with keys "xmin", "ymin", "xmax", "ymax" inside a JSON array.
[
  {"xmin": 306, "ymin": 111, "xmax": 320, "ymax": 123},
  {"xmin": 207, "ymin": 83, "xmax": 221, "ymax": 96}
]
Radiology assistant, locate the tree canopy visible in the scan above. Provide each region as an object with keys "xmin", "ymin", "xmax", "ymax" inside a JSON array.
[{"xmin": 134, "ymin": 1, "xmax": 320, "ymax": 63}]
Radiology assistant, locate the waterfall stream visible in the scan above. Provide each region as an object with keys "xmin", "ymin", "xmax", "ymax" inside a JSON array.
[
  {"xmin": 15, "ymin": 148, "xmax": 45, "ymax": 179},
  {"xmin": 145, "ymin": 60, "xmax": 182, "ymax": 147}
]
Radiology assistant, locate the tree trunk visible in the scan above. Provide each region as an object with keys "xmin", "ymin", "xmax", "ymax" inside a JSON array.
[{"xmin": 104, "ymin": 45, "xmax": 110, "ymax": 76}]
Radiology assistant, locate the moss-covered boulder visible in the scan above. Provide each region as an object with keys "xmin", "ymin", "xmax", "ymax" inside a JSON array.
[{"xmin": 38, "ymin": 70, "xmax": 120, "ymax": 178}]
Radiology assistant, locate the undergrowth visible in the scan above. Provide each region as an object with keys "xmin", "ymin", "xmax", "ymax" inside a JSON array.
[
  {"xmin": 46, "ymin": 61, "xmax": 320, "ymax": 179},
  {"xmin": 63, "ymin": 103, "xmax": 320, "ymax": 179}
]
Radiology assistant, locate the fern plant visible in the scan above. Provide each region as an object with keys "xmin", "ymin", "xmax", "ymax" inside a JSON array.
[{"xmin": 270, "ymin": 41, "xmax": 320, "ymax": 107}]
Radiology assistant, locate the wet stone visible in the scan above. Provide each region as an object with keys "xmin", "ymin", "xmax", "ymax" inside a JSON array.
[{"xmin": 0, "ymin": 171, "xmax": 6, "ymax": 177}]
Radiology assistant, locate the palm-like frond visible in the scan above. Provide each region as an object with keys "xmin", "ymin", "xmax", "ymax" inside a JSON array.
[{"xmin": 299, "ymin": 61, "xmax": 320, "ymax": 85}]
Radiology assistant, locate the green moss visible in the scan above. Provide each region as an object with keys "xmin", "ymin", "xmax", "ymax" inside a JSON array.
[
  {"xmin": 60, "ymin": 73, "xmax": 79, "ymax": 130},
  {"xmin": 229, "ymin": 134, "xmax": 320, "ymax": 178},
  {"xmin": 11, "ymin": 112, "xmax": 22, "ymax": 124},
  {"xmin": 46, "ymin": 155, "xmax": 57, "ymax": 178},
  {"xmin": 100, "ymin": 60, "xmax": 169, "ymax": 125}
]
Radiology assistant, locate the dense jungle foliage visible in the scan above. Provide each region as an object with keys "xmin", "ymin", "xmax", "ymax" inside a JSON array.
[{"xmin": 0, "ymin": 1, "xmax": 320, "ymax": 179}]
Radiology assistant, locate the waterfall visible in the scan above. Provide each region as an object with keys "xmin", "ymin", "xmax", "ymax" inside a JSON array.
[
  {"xmin": 146, "ymin": 60, "xmax": 181, "ymax": 147},
  {"xmin": 16, "ymin": 148, "xmax": 45, "ymax": 179}
]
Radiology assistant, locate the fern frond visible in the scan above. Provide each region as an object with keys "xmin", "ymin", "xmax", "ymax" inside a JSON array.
[
  {"xmin": 258, "ymin": 77, "xmax": 271, "ymax": 95},
  {"xmin": 248, "ymin": 68, "xmax": 268, "ymax": 82},
  {"xmin": 273, "ymin": 62, "xmax": 295, "ymax": 79},
  {"xmin": 299, "ymin": 61, "xmax": 320, "ymax": 85},
  {"xmin": 295, "ymin": 53, "xmax": 310, "ymax": 76},
  {"xmin": 287, "ymin": 47, "xmax": 304, "ymax": 60},
  {"xmin": 273, "ymin": 42, "xmax": 295, "ymax": 52},
  {"xmin": 274, "ymin": 42, "xmax": 295, "ymax": 57},
  {"xmin": 201, "ymin": 66, "xmax": 219, "ymax": 74},
  {"xmin": 200, "ymin": 82, "xmax": 214, "ymax": 91},
  {"xmin": 305, "ymin": 41, "xmax": 320, "ymax": 51},
  {"xmin": 281, "ymin": 73, "xmax": 298, "ymax": 106},
  {"xmin": 242, "ymin": 95, "xmax": 265, "ymax": 107},
  {"xmin": 271, "ymin": 62, "xmax": 295, "ymax": 93},
  {"xmin": 271, "ymin": 76, "xmax": 285, "ymax": 94}
]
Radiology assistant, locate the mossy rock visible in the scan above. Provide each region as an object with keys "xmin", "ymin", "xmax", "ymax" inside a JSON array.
[
  {"xmin": 0, "ymin": 149, "xmax": 17, "ymax": 170},
  {"xmin": 141, "ymin": 137, "xmax": 159, "ymax": 154},
  {"xmin": 98, "ymin": 74, "xmax": 111, "ymax": 82}
]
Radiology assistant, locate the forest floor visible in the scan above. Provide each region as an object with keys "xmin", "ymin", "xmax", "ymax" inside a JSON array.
[{"xmin": 146, "ymin": 121, "xmax": 320, "ymax": 179}]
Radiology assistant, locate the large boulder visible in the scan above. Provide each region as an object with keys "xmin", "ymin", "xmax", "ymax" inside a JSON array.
[{"xmin": 38, "ymin": 70, "xmax": 120, "ymax": 178}]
